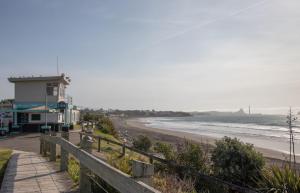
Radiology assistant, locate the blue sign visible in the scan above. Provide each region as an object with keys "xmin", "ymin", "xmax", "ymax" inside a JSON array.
[{"xmin": 57, "ymin": 102, "xmax": 68, "ymax": 110}]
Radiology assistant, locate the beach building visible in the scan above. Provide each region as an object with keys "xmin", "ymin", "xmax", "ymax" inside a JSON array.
[{"xmin": 0, "ymin": 74, "xmax": 80, "ymax": 132}]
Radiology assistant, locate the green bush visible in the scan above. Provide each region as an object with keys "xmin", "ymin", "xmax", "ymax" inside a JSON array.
[
  {"xmin": 154, "ymin": 142, "xmax": 175, "ymax": 160},
  {"xmin": 82, "ymin": 112, "xmax": 117, "ymax": 137},
  {"xmin": 211, "ymin": 137, "xmax": 265, "ymax": 187},
  {"xmin": 133, "ymin": 135, "xmax": 152, "ymax": 152},
  {"xmin": 96, "ymin": 116, "xmax": 117, "ymax": 137},
  {"xmin": 176, "ymin": 141, "xmax": 208, "ymax": 173},
  {"xmin": 154, "ymin": 140, "xmax": 208, "ymax": 175},
  {"xmin": 258, "ymin": 165, "xmax": 300, "ymax": 193}
]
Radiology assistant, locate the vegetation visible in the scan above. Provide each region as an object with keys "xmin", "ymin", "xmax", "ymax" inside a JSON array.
[
  {"xmin": 81, "ymin": 108, "xmax": 191, "ymax": 118},
  {"xmin": 154, "ymin": 142, "xmax": 175, "ymax": 160},
  {"xmin": 133, "ymin": 135, "xmax": 152, "ymax": 152},
  {"xmin": 0, "ymin": 148, "xmax": 12, "ymax": 187},
  {"xmin": 211, "ymin": 137, "xmax": 265, "ymax": 187},
  {"xmin": 68, "ymin": 157, "xmax": 80, "ymax": 184},
  {"xmin": 152, "ymin": 173, "xmax": 196, "ymax": 193},
  {"xmin": 106, "ymin": 152, "xmax": 147, "ymax": 175},
  {"xmin": 154, "ymin": 140, "xmax": 208, "ymax": 175},
  {"xmin": 82, "ymin": 112, "xmax": 117, "ymax": 137},
  {"xmin": 77, "ymin": 115, "xmax": 299, "ymax": 193},
  {"xmin": 258, "ymin": 165, "xmax": 300, "ymax": 193}
]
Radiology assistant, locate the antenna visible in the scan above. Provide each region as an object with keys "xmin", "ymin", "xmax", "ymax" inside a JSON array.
[{"xmin": 56, "ymin": 56, "xmax": 59, "ymax": 75}]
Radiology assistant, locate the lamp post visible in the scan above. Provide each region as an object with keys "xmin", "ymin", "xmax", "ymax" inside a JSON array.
[{"xmin": 45, "ymin": 93, "xmax": 48, "ymax": 130}]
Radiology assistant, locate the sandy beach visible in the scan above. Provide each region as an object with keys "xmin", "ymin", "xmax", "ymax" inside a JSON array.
[{"xmin": 112, "ymin": 117, "xmax": 300, "ymax": 167}]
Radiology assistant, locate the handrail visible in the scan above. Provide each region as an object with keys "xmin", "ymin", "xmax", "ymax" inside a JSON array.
[
  {"xmin": 79, "ymin": 132, "xmax": 260, "ymax": 193},
  {"xmin": 79, "ymin": 132, "xmax": 168, "ymax": 164},
  {"xmin": 41, "ymin": 134, "xmax": 160, "ymax": 193}
]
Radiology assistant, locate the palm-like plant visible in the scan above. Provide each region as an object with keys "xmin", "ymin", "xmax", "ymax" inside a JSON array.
[{"xmin": 258, "ymin": 165, "xmax": 300, "ymax": 193}]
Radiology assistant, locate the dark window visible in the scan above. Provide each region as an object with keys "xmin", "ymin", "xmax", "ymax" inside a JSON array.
[
  {"xmin": 31, "ymin": 114, "xmax": 41, "ymax": 121},
  {"xmin": 47, "ymin": 83, "xmax": 58, "ymax": 96}
]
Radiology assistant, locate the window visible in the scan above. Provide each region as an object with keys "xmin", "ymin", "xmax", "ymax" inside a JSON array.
[
  {"xmin": 31, "ymin": 114, "xmax": 41, "ymax": 121},
  {"xmin": 47, "ymin": 83, "xmax": 58, "ymax": 96}
]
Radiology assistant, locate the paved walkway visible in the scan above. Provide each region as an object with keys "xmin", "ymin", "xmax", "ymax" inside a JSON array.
[
  {"xmin": 0, "ymin": 151, "xmax": 78, "ymax": 193},
  {"xmin": 0, "ymin": 132, "xmax": 80, "ymax": 153}
]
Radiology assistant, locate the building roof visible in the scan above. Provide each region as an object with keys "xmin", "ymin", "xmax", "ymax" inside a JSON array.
[{"xmin": 8, "ymin": 74, "xmax": 70, "ymax": 85}]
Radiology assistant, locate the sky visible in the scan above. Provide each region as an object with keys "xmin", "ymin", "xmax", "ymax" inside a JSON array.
[{"xmin": 0, "ymin": 0, "xmax": 300, "ymax": 114}]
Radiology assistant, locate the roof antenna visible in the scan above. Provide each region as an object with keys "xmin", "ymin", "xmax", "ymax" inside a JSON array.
[{"xmin": 56, "ymin": 56, "xmax": 59, "ymax": 75}]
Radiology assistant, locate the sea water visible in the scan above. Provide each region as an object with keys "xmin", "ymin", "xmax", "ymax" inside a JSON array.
[{"xmin": 139, "ymin": 114, "xmax": 300, "ymax": 155}]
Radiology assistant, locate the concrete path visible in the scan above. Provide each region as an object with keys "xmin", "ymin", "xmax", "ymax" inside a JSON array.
[
  {"xmin": 0, "ymin": 132, "xmax": 80, "ymax": 153},
  {"xmin": 0, "ymin": 151, "xmax": 78, "ymax": 193}
]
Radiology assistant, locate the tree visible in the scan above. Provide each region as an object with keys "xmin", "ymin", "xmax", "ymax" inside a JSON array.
[
  {"xmin": 211, "ymin": 137, "xmax": 265, "ymax": 187},
  {"xmin": 133, "ymin": 135, "xmax": 152, "ymax": 152}
]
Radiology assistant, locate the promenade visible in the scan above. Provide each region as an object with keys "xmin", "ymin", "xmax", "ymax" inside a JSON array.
[{"xmin": 0, "ymin": 151, "xmax": 77, "ymax": 193}]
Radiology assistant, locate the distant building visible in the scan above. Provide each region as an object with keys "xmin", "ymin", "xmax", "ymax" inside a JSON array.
[{"xmin": 1, "ymin": 74, "xmax": 80, "ymax": 132}]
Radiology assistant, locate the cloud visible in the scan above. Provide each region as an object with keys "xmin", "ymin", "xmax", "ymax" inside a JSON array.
[{"xmin": 151, "ymin": 0, "xmax": 270, "ymax": 45}]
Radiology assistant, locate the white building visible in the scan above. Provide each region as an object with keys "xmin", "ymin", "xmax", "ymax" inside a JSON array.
[{"xmin": 4, "ymin": 74, "xmax": 80, "ymax": 132}]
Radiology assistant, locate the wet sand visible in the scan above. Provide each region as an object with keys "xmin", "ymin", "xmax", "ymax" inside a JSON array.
[{"xmin": 112, "ymin": 117, "xmax": 300, "ymax": 167}]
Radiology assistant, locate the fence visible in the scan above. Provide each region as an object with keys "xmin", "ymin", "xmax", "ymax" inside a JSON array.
[
  {"xmin": 40, "ymin": 132, "xmax": 160, "ymax": 193},
  {"xmin": 79, "ymin": 132, "xmax": 260, "ymax": 193}
]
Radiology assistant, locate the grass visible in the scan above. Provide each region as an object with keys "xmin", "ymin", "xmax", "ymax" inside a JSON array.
[
  {"xmin": 93, "ymin": 129, "xmax": 120, "ymax": 142},
  {"xmin": 0, "ymin": 148, "xmax": 12, "ymax": 187},
  {"xmin": 68, "ymin": 157, "xmax": 80, "ymax": 184},
  {"xmin": 93, "ymin": 129, "xmax": 150, "ymax": 164},
  {"xmin": 93, "ymin": 129, "xmax": 123, "ymax": 155}
]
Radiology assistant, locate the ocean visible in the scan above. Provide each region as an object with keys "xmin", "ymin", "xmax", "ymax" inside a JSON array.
[{"xmin": 139, "ymin": 114, "xmax": 300, "ymax": 155}]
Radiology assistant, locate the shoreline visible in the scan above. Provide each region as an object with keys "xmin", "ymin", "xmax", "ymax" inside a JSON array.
[{"xmin": 112, "ymin": 117, "xmax": 299, "ymax": 166}]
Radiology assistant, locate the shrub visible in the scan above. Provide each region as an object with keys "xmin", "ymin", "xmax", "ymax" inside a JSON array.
[
  {"xmin": 211, "ymin": 137, "xmax": 265, "ymax": 187},
  {"xmin": 154, "ymin": 140, "xmax": 208, "ymax": 176},
  {"xmin": 176, "ymin": 141, "xmax": 208, "ymax": 173},
  {"xmin": 154, "ymin": 142, "xmax": 175, "ymax": 160},
  {"xmin": 257, "ymin": 165, "xmax": 300, "ymax": 193},
  {"xmin": 107, "ymin": 153, "xmax": 132, "ymax": 175},
  {"xmin": 96, "ymin": 116, "xmax": 117, "ymax": 137},
  {"xmin": 152, "ymin": 173, "xmax": 196, "ymax": 193},
  {"xmin": 133, "ymin": 135, "xmax": 152, "ymax": 152}
]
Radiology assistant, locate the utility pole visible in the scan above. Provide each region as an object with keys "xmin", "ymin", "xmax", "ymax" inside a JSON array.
[{"xmin": 287, "ymin": 107, "xmax": 297, "ymax": 169}]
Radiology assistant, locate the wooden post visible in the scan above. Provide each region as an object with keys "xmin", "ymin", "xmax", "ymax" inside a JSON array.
[
  {"xmin": 97, "ymin": 138, "xmax": 101, "ymax": 152},
  {"xmin": 60, "ymin": 131, "xmax": 69, "ymax": 171},
  {"xmin": 132, "ymin": 160, "xmax": 154, "ymax": 185},
  {"xmin": 121, "ymin": 143, "xmax": 126, "ymax": 157},
  {"xmin": 150, "ymin": 157, "xmax": 153, "ymax": 164},
  {"xmin": 79, "ymin": 135, "xmax": 93, "ymax": 193},
  {"xmin": 79, "ymin": 133, "xmax": 82, "ymax": 144}
]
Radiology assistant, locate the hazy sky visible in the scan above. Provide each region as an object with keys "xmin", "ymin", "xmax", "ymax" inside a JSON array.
[{"xmin": 0, "ymin": 0, "xmax": 300, "ymax": 113}]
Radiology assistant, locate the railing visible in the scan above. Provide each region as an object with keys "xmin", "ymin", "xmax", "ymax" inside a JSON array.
[
  {"xmin": 79, "ymin": 132, "xmax": 168, "ymax": 164},
  {"xmin": 80, "ymin": 132, "xmax": 260, "ymax": 193},
  {"xmin": 40, "ymin": 132, "xmax": 160, "ymax": 193}
]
